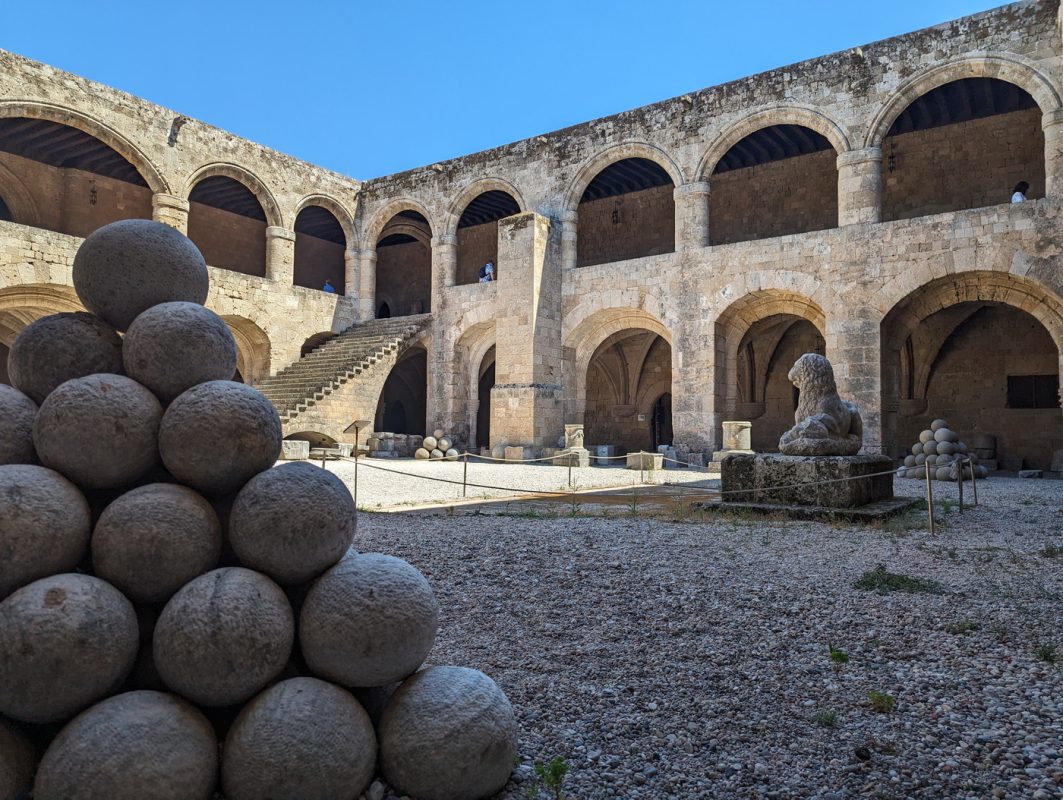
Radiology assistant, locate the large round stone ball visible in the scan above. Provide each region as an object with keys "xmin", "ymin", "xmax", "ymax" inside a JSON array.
[
  {"xmin": 300, "ymin": 553, "xmax": 438, "ymax": 688},
  {"xmin": 34, "ymin": 374, "xmax": 161, "ymax": 489},
  {"xmin": 0, "ymin": 385, "xmax": 37, "ymax": 465},
  {"xmin": 910, "ymin": 443, "xmax": 922, "ymax": 456},
  {"xmin": 437, "ymin": 437, "xmax": 452, "ymax": 452},
  {"xmin": 414, "ymin": 448, "xmax": 430, "ymax": 460},
  {"xmin": 222, "ymin": 678, "xmax": 376, "ymax": 800},
  {"xmin": 33, "ymin": 691, "xmax": 217, "ymax": 800},
  {"xmin": 936, "ymin": 441, "xmax": 956, "ymax": 456},
  {"xmin": 918, "ymin": 429, "xmax": 934, "ymax": 444},
  {"xmin": 0, "ymin": 717, "xmax": 35, "ymax": 800},
  {"xmin": 229, "ymin": 463, "xmax": 354, "ymax": 585},
  {"xmin": 922, "ymin": 440, "xmax": 938, "ymax": 456},
  {"xmin": 933, "ymin": 427, "xmax": 958, "ymax": 444},
  {"xmin": 0, "ymin": 465, "xmax": 90, "ymax": 599},
  {"xmin": 124, "ymin": 302, "xmax": 237, "ymax": 402},
  {"xmin": 903, "ymin": 455, "xmax": 916, "ymax": 468},
  {"xmin": 92, "ymin": 483, "xmax": 222, "ymax": 604},
  {"xmin": 7, "ymin": 312, "xmax": 124, "ymax": 405},
  {"xmin": 159, "ymin": 381, "xmax": 281, "ymax": 496},
  {"xmin": 72, "ymin": 220, "xmax": 209, "ymax": 331},
  {"xmin": 422, "ymin": 436, "xmax": 438, "ymax": 450},
  {"xmin": 930, "ymin": 418, "xmax": 948, "ymax": 432},
  {"xmin": 430, "ymin": 448, "xmax": 444, "ymax": 460},
  {"xmin": 0, "ymin": 574, "xmax": 138, "ymax": 723},
  {"xmin": 380, "ymin": 666, "xmax": 517, "ymax": 800},
  {"xmin": 153, "ymin": 567, "xmax": 293, "ymax": 707}
]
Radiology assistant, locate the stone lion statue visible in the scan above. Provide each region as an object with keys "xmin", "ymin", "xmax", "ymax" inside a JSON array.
[{"xmin": 778, "ymin": 353, "xmax": 863, "ymax": 456}]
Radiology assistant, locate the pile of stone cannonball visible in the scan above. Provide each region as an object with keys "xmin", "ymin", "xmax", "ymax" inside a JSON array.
[
  {"xmin": 0, "ymin": 220, "xmax": 516, "ymax": 800},
  {"xmin": 414, "ymin": 428, "xmax": 461, "ymax": 461},
  {"xmin": 897, "ymin": 418, "xmax": 988, "ymax": 481}
]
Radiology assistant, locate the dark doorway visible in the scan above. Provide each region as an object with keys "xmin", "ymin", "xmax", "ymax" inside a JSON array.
[{"xmin": 650, "ymin": 392, "xmax": 673, "ymax": 450}]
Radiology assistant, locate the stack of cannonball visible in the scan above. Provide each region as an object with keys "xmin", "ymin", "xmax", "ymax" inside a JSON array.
[
  {"xmin": 414, "ymin": 428, "xmax": 460, "ymax": 461},
  {"xmin": 897, "ymin": 418, "xmax": 988, "ymax": 481},
  {"xmin": 0, "ymin": 220, "xmax": 516, "ymax": 800}
]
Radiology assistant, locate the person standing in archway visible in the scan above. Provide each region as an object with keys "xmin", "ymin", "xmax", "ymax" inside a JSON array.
[{"xmin": 1011, "ymin": 181, "xmax": 1029, "ymax": 203}]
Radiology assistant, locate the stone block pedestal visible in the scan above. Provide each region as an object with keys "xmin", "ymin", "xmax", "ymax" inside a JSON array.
[
  {"xmin": 627, "ymin": 452, "xmax": 663, "ymax": 470},
  {"xmin": 554, "ymin": 448, "xmax": 590, "ymax": 467},
  {"xmin": 721, "ymin": 454, "xmax": 894, "ymax": 508},
  {"xmin": 281, "ymin": 440, "xmax": 310, "ymax": 460}
]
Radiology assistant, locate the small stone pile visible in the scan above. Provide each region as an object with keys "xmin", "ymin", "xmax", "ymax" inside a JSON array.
[
  {"xmin": 0, "ymin": 219, "xmax": 516, "ymax": 800},
  {"xmin": 897, "ymin": 418, "xmax": 988, "ymax": 481},
  {"xmin": 414, "ymin": 428, "xmax": 461, "ymax": 461}
]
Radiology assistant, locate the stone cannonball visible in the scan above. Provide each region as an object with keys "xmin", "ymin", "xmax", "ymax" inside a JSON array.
[
  {"xmin": 935, "ymin": 466, "xmax": 952, "ymax": 481},
  {"xmin": 7, "ymin": 312, "xmax": 124, "ymax": 405},
  {"xmin": 903, "ymin": 455, "xmax": 916, "ymax": 467},
  {"xmin": 222, "ymin": 678, "xmax": 376, "ymax": 800},
  {"xmin": 33, "ymin": 374, "xmax": 162, "ymax": 490},
  {"xmin": 153, "ymin": 567, "xmax": 293, "ymax": 707},
  {"xmin": 300, "ymin": 552, "xmax": 438, "ymax": 688},
  {"xmin": 924, "ymin": 454, "xmax": 939, "ymax": 467},
  {"xmin": 922, "ymin": 440, "xmax": 938, "ymax": 456},
  {"xmin": 72, "ymin": 220, "xmax": 209, "ymax": 331},
  {"xmin": 936, "ymin": 441, "xmax": 956, "ymax": 456},
  {"xmin": 918, "ymin": 429, "xmax": 935, "ymax": 444},
  {"xmin": 229, "ymin": 462, "xmax": 354, "ymax": 585},
  {"xmin": 159, "ymin": 381, "xmax": 281, "ymax": 496},
  {"xmin": 0, "ymin": 717, "xmax": 36, "ymax": 800},
  {"xmin": 910, "ymin": 443, "xmax": 923, "ymax": 456},
  {"xmin": 422, "ymin": 436, "xmax": 438, "ymax": 451},
  {"xmin": 123, "ymin": 302, "xmax": 238, "ymax": 402},
  {"xmin": 0, "ymin": 385, "xmax": 37, "ymax": 465},
  {"xmin": 930, "ymin": 418, "xmax": 948, "ymax": 431},
  {"xmin": 430, "ymin": 448, "xmax": 444, "ymax": 460},
  {"xmin": 445, "ymin": 448, "xmax": 459, "ymax": 461},
  {"xmin": 414, "ymin": 448, "xmax": 430, "ymax": 460},
  {"xmin": 0, "ymin": 574, "xmax": 138, "ymax": 723},
  {"xmin": 92, "ymin": 483, "xmax": 222, "ymax": 604},
  {"xmin": 933, "ymin": 427, "xmax": 958, "ymax": 444},
  {"xmin": 906, "ymin": 466, "xmax": 925, "ymax": 479},
  {"xmin": 432, "ymin": 429, "xmax": 445, "ymax": 440},
  {"xmin": 437, "ymin": 437, "xmax": 452, "ymax": 452},
  {"xmin": 914, "ymin": 453, "xmax": 927, "ymax": 466},
  {"xmin": 33, "ymin": 691, "xmax": 217, "ymax": 800},
  {"xmin": 0, "ymin": 465, "xmax": 91, "ymax": 599},
  {"xmin": 380, "ymin": 666, "xmax": 517, "ymax": 800},
  {"xmin": 958, "ymin": 442, "xmax": 968, "ymax": 454}
]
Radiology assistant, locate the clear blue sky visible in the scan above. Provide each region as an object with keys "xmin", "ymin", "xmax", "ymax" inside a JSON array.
[{"xmin": 4, "ymin": 0, "xmax": 1001, "ymax": 180}]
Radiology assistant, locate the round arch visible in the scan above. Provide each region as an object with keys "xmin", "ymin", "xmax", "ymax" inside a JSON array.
[
  {"xmin": 360, "ymin": 198, "xmax": 437, "ymax": 252},
  {"xmin": 443, "ymin": 177, "xmax": 527, "ymax": 237},
  {"xmin": 294, "ymin": 194, "xmax": 356, "ymax": 246},
  {"xmin": 0, "ymin": 160, "xmax": 42, "ymax": 227},
  {"xmin": 220, "ymin": 314, "xmax": 271, "ymax": 384},
  {"xmin": 697, "ymin": 105, "xmax": 851, "ymax": 179},
  {"xmin": 562, "ymin": 142, "xmax": 684, "ymax": 214},
  {"xmin": 0, "ymin": 101, "xmax": 170, "ymax": 194},
  {"xmin": 0, "ymin": 283, "xmax": 84, "ymax": 347},
  {"xmin": 183, "ymin": 162, "xmax": 283, "ymax": 229},
  {"xmin": 865, "ymin": 55, "xmax": 1063, "ymax": 149}
]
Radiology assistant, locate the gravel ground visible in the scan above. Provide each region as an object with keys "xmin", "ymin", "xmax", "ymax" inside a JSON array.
[{"xmin": 349, "ymin": 472, "xmax": 1062, "ymax": 800}]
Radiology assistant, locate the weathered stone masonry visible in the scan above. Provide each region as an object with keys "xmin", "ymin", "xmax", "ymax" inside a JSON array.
[{"xmin": 2, "ymin": 1, "xmax": 1062, "ymax": 468}]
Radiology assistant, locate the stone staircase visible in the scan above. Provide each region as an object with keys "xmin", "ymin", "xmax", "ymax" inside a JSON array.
[{"xmin": 256, "ymin": 314, "xmax": 431, "ymax": 424}]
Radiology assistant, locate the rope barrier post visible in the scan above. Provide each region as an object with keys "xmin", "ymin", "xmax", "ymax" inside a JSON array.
[
  {"xmin": 462, "ymin": 452, "xmax": 468, "ymax": 498},
  {"xmin": 639, "ymin": 451, "xmax": 644, "ymax": 486},
  {"xmin": 957, "ymin": 459, "xmax": 964, "ymax": 511},
  {"xmin": 924, "ymin": 464, "xmax": 935, "ymax": 534},
  {"xmin": 568, "ymin": 456, "xmax": 573, "ymax": 489},
  {"xmin": 969, "ymin": 456, "xmax": 978, "ymax": 507}
]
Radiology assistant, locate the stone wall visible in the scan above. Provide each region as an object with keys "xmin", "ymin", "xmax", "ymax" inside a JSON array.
[
  {"xmin": 294, "ymin": 235, "xmax": 346, "ymax": 294},
  {"xmin": 376, "ymin": 240, "xmax": 430, "ymax": 316},
  {"xmin": 577, "ymin": 184, "xmax": 675, "ymax": 267},
  {"xmin": 186, "ymin": 202, "xmax": 266, "ymax": 277}
]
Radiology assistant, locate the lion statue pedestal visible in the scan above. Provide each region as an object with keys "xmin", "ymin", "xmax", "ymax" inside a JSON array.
[{"xmin": 719, "ymin": 354, "xmax": 898, "ymax": 513}]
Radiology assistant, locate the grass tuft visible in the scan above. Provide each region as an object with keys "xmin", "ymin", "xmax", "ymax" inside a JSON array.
[{"xmin": 853, "ymin": 564, "xmax": 945, "ymax": 595}]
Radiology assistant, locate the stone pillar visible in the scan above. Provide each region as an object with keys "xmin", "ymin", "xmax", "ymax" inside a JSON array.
[
  {"xmin": 836, "ymin": 148, "xmax": 882, "ymax": 226},
  {"xmin": 357, "ymin": 249, "xmax": 377, "ymax": 320},
  {"xmin": 151, "ymin": 193, "xmax": 189, "ymax": 234},
  {"xmin": 433, "ymin": 233, "xmax": 458, "ymax": 288},
  {"xmin": 1043, "ymin": 110, "xmax": 1063, "ymax": 199},
  {"xmin": 490, "ymin": 212, "xmax": 563, "ymax": 451},
  {"xmin": 266, "ymin": 226, "xmax": 296, "ymax": 284},
  {"xmin": 826, "ymin": 312, "xmax": 883, "ymax": 455},
  {"xmin": 673, "ymin": 181, "xmax": 710, "ymax": 250},
  {"xmin": 343, "ymin": 248, "xmax": 358, "ymax": 301},
  {"xmin": 560, "ymin": 209, "xmax": 578, "ymax": 270}
]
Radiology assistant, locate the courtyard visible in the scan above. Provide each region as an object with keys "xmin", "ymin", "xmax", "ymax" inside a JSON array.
[{"xmin": 345, "ymin": 466, "xmax": 1062, "ymax": 799}]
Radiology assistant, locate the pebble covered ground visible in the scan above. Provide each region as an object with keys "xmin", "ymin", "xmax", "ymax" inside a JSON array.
[{"xmin": 346, "ymin": 466, "xmax": 1062, "ymax": 799}]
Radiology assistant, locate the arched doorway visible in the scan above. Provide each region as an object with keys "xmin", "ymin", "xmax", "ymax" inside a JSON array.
[
  {"xmin": 294, "ymin": 206, "xmax": 346, "ymax": 293},
  {"xmin": 187, "ymin": 176, "xmax": 267, "ymax": 276},
  {"xmin": 577, "ymin": 158, "xmax": 675, "ymax": 266},
  {"xmin": 881, "ymin": 78, "xmax": 1044, "ymax": 220},
  {"xmin": 709, "ymin": 124, "xmax": 838, "ymax": 245},
  {"xmin": 375, "ymin": 347, "xmax": 428, "ymax": 435},
  {"xmin": 375, "ymin": 211, "xmax": 431, "ymax": 317},
  {"xmin": 650, "ymin": 392, "xmax": 672, "ymax": 451},
  {"xmin": 300, "ymin": 331, "xmax": 337, "ymax": 357},
  {"xmin": 456, "ymin": 191, "xmax": 520, "ymax": 285},
  {"xmin": 475, "ymin": 345, "xmax": 496, "ymax": 449},
  {"xmin": 220, "ymin": 315, "xmax": 271, "ymax": 384},
  {"xmin": 584, "ymin": 330, "xmax": 671, "ymax": 453},
  {"xmin": 0, "ymin": 117, "xmax": 152, "ymax": 235}
]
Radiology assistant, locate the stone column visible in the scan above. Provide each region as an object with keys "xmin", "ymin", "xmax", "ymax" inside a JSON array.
[
  {"xmin": 357, "ymin": 249, "xmax": 377, "ymax": 320},
  {"xmin": 433, "ymin": 233, "xmax": 458, "ymax": 288},
  {"xmin": 837, "ymin": 148, "xmax": 882, "ymax": 226},
  {"xmin": 266, "ymin": 226, "xmax": 296, "ymax": 285},
  {"xmin": 560, "ymin": 209, "xmax": 578, "ymax": 270},
  {"xmin": 671, "ymin": 317, "xmax": 718, "ymax": 459},
  {"xmin": 343, "ymin": 248, "xmax": 358, "ymax": 300},
  {"xmin": 490, "ymin": 212, "xmax": 563, "ymax": 452},
  {"xmin": 826, "ymin": 312, "xmax": 883, "ymax": 455},
  {"xmin": 151, "ymin": 193, "xmax": 189, "ymax": 234},
  {"xmin": 1043, "ymin": 110, "xmax": 1063, "ymax": 199},
  {"xmin": 673, "ymin": 181, "xmax": 710, "ymax": 250}
]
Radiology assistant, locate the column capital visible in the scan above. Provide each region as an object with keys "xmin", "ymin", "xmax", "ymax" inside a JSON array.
[
  {"xmin": 559, "ymin": 209, "xmax": 578, "ymax": 225},
  {"xmin": 434, "ymin": 233, "xmax": 458, "ymax": 247},
  {"xmin": 1043, "ymin": 108, "xmax": 1063, "ymax": 129},
  {"xmin": 673, "ymin": 181, "xmax": 710, "ymax": 199},
  {"xmin": 151, "ymin": 192, "xmax": 189, "ymax": 213},
  {"xmin": 836, "ymin": 147, "xmax": 882, "ymax": 168},
  {"xmin": 266, "ymin": 226, "xmax": 296, "ymax": 242}
]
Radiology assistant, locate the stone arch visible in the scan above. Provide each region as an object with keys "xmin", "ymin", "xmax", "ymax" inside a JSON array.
[
  {"xmin": 697, "ymin": 105, "xmax": 851, "ymax": 179},
  {"xmin": 360, "ymin": 198, "xmax": 437, "ymax": 253},
  {"xmin": 294, "ymin": 194, "xmax": 356, "ymax": 246},
  {"xmin": 368, "ymin": 201, "xmax": 434, "ymax": 317},
  {"xmin": 455, "ymin": 319, "xmax": 497, "ymax": 448},
  {"xmin": 0, "ymin": 284, "xmax": 84, "ymax": 347},
  {"xmin": 300, "ymin": 331, "xmax": 337, "ymax": 357},
  {"xmin": 865, "ymin": 55, "xmax": 1063, "ymax": 149},
  {"xmin": 293, "ymin": 200, "xmax": 348, "ymax": 294},
  {"xmin": 220, "ymin": 315, "xmax": 271, "ymax": 384},
  {"xmin": 0, "ymin": 160, "xmax": 42, "ymax": 227},
  {"xmin": 563, "ymin": 142, "xmax": 684, "ymax": 214},
  {"xmin": 0, "ymin": 101, "xmax": 170, "ymax": 194},
  {"xmin": 183, "ymin": 163, "xmax": 282, "ymax": 229},
  {"xmin": 443, "ymin": 177, "xmax": 526, "ymax": 238}
]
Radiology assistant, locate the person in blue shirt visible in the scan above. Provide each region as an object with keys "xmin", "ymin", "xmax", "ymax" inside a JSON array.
[
  {"xmin": 478, "ymin": 262, "xmax": 496, "ymax": 283},
  {"xmin": 322, "ymin": 278, "xmax": 337, "ymax": 293}
]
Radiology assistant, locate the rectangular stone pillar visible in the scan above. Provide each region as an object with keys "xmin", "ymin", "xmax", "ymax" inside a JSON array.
[
  {"xmin": 490, "ymin": 212, "xmax": 563, "ymax": 450},
  {"xmin": 1043, "ymin": 111, "xmax": 1063, "ymax": 199},
  {"xmin": 826, "ymin": 314, "xmax": 883, "ymax": 454},
  {"xmin": 837, "ymin": 148, "xmax": 882, "ymax": 226}
]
